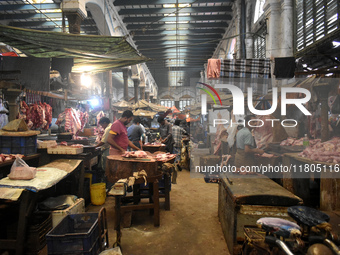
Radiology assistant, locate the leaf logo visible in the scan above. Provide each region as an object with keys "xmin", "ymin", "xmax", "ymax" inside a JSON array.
[{"xmin": 196, "ymin": 82, "xmax": 222, "ymax": 106}]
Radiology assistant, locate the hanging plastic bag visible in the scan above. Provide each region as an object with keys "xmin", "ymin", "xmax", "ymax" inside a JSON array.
[{"xmin": 8, "ymin": 157, "xmax": 37, "ymax": 180}]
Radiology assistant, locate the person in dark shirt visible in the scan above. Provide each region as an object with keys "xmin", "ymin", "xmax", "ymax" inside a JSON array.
[
  {"xmin": 127, "ymin": 117, "xmax": 144, "ymax": 149},
  {"xmin": 158, "ymin": 116, "xmax": 174, "ymax": 153}
]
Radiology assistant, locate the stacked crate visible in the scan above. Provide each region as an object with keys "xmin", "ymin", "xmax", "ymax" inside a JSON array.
[{"xmin": 0, "ymin": 135, "xmax": 37, "ymax": 155}]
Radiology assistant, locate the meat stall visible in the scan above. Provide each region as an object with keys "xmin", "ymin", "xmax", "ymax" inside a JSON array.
[{"xmin": 282, "ymin": 137, "xmax": 340, "ymax": 211}]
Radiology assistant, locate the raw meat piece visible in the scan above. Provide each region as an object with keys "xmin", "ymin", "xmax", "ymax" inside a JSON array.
[
  {"xmin": 122, "ymin": 151, "xmax": 148, "ymax": 158},
  {"xmin": 261, "ymin": 153, "xmax": 274, "ymax": 158},
  {"xmin": 71, "ymin": 144, "xmax": 84, "ymax": 148},
  {"xmin": 56, "ymin": 108, "xmax": 88, "ymax": 135},
  {"xmin": 154, "ymin": 153, "xmax": 176, "ymax": 161},
  {"xmin": 8, "ymin": 166, "xmax": 37, "ymax": 180},
  {"xmin": 134, "ymin": 151, "xmax": 148, "ymax": 158},
  {"xmin": 299, "ymin": 136, "xmax": 340, "ymax": 162}
]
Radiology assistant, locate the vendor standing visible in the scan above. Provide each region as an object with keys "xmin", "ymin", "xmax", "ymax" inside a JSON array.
[
  {"xmin": 107, "ymin": 110, "xmax": 141, "ymax": 155},
  {"xmin": 235, "ymin": 115, "xmax": 264, "ymax": 168},
  {"xmin": 95, "ymin": 117, "xmax": 112, "ymax": 169},
  {"xmin": 158, "ymin": 116, "xmax": 174, "ymax": 153},
  {"xmin": 127, "ymin": 117, "xmax": 144, "ymax": 149}
]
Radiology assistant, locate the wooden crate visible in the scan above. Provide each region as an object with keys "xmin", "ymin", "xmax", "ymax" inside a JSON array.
[
  {"xmin": 47, "ymin": 146, "xmax": 83, "ymax": 155},
  {"xmin": 218, "ymin": 176, "xmax": 302, "ymax": 255}
]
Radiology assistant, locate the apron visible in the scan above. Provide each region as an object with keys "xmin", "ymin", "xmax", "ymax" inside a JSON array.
[{"xmin": 234, "ymin": 149, "xmax": 256, "ymax": 168}]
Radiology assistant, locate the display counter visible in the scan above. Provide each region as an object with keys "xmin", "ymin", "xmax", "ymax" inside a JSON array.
[{"xmin": 283, "ymin": 152, "xmax": 340, "ymax": 211}]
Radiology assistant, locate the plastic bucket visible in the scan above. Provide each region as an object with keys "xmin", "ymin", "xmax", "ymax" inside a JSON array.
[{"xmin": 90, "ymin": 183, "xmax": 106, "ymax": 205}]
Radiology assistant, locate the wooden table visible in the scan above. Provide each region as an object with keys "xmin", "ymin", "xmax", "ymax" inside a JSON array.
[
  {"xmin": 38, "ymin": 147, "xmax": 101, "ymax": 171},
  {"xmin": 282, "ymin": 152, "xmax": 340, "ymax": 210},
  {"xmin": 142, "ymin": 143, "xmax": 166, "ymax": 153},
  {"xmin": 106, "ymin": 155, "xmax": 176, "ymax": 236},
  {"xmin": 0, "ymin": 159, "xmax": 84, "ymax": 255},
  {"xmin": 106, "ymin": 155, "xmax": 158, "ymax": 183}
]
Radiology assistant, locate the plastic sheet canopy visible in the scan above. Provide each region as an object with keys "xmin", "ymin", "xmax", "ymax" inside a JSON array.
[{"xmin": 0, "ymin": 25, "xmax": 149, "ymax": 73}]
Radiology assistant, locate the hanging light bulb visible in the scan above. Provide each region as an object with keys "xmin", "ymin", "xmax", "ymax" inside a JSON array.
[{"xmin": 81, "ymin": 73, "xmax": 92, "ymax": 87}]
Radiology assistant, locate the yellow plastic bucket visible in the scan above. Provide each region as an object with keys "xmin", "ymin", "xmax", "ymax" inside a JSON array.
[{"xmin": 90, "ymin": 183, "xmax": 106, "ymax": 205}]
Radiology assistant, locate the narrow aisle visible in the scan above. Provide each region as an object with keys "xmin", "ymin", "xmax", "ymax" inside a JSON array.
[{"xmin": 89, "ymin": 170, "xmax": 229, "ymax": 255}]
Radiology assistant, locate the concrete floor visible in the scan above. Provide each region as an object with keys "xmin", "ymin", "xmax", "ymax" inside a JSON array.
[{"xmin": 87, "ymin": 170, "xmax": 230, "ymax": 255}]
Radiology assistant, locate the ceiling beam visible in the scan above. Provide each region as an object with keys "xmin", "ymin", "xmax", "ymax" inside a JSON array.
[
  {"xmin": 132, "ymin": 28, "xmax": 226, "ymax": 35},
  {"xmin": 0, "ymin": 13, "xmax": 62, "ymax": 20},
  {"xmin": 0, "ymin": 3, "xmax": 60, "ymax": 11},
  {"xmin": 141, "ymin": 49, "xmax": 214, "ymax": 53},
  {"xmin": 114, "ymin": 0, "xmax": 234, "ymax": 5},
  {"xmin": 133, "ymin": 35, "xmax": 222, "ymax": 41},
  {"xmin": 136, "ymin": 40, "xmax": 219, "ymax": 45},
  {"xmin": 123, "ymin": 15, "xmax": 231, "ymax": 23},
  {"xmin": 126, "ymin": 22, "xmax": 228, "ymax": 30},
  {"xmin": 118, "ymin": 6, "xmax": 232, "ymax": 15}
]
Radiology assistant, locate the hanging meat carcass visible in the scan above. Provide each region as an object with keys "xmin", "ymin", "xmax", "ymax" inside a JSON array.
[
  {"xmin": 55, "ymin": 108, "xmax": 89, "ymax": 136},
  {"xmin": 18, "ymin": 101, "xmax": 52, "ymax": 130}
]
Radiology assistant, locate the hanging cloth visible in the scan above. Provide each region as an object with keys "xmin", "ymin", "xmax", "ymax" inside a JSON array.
[{"xmin": 273, "ymin": 57, "xmax": 296, "ymax": 78}]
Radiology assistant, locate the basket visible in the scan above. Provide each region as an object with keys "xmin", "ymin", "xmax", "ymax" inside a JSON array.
[
  {"xmin": 7, "ymin": 212, "xmax": 52, "ymax": 254},
  {"xmin": 46, "ymin": 213, "xmax": 99, "ymax": 254}
]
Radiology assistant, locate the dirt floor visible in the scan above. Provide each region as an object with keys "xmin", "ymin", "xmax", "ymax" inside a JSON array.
[{"xmin": 87, "ymin": 170, "xmax": 230, "ymax": 255}]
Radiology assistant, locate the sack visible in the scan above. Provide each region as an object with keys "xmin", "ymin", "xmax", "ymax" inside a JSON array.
[{"xmin": 8, "ymin": 157, "xmax": 36, "ymax": 180}]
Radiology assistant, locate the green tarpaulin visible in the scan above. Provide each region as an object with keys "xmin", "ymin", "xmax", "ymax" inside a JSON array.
[{"xmin": 0, "ymin": 25, "xmax": 149, "ymax": 73}]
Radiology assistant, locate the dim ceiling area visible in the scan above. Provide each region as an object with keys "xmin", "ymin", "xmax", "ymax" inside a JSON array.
[
  {"xmin": 0, "ymin": 0, "xmax": 235, "ymax": 88},
  {"xmin": 1, "ymin": 0, "xmax": 338, "ymax": 87},
  {"xmin": 114, "ymin": 0, "xmax": 234, "ymax": 87}
]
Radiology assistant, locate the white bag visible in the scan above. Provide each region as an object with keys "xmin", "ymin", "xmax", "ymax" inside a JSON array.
[{"xmin": 8, "ymin": 157, "xmax": 36, "ymax": 180}]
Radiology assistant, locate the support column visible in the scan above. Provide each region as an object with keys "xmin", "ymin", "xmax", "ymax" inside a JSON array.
[
  {"xmin": 105, "ymin": 71, "xmax": 113, "ymax": 120},
  {"xmin": 265, "ymin": 0, "xmax": 281, "ymax": 58},
  {"xmin": 65, "ymin": 13, "xmax": 83, "ymax": 34},
  {"xmin": 264, "ymin": 0, "xmax": 282, "ymax": 85},
  {"xmin": 61, "ymin": 0, "xmax": 87, "ymax": 34},
  {"xmin": 314, "ymin": 85, "xmax": 331, "ymax": 142},
  {"xmin": 133, "ymin": 78, "xmax": 140, "ymax": 103},
  {"xmin": 245, "ymin": 1, "xmax": 253, "ymax": 58},
  {"xmin": 145, "ymin": 91, "xmax": 150, "ymax": 102},
  {"xmin": 234, "ymin": 0, "xmax": 242, "ymax": 59},
  {"xmin": 3, "ymin": 89, "xmax": 21, "ymax": 122},
  {"xmin": 123, "ymin": 68, "xmax": 129, "ymax": 101},
  {"xmin": 140, "ymin": 87, "xmax": 145, "ymax": 100},
  {"xmin": 281, "ymin": 0, "xmax": 294, "ymax": 57},
  {"xmin": 139, "ymin": 81, "xmax": 146, "ymax": 101}
]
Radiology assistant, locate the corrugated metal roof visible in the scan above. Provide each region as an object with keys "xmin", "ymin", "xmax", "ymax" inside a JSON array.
[{"xmin": 0, "ymin": 25, "xmax": 149, "ymax": 73}]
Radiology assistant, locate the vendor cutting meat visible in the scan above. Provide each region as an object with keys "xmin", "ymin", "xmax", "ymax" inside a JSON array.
[
  {"xmin": 235, "ymin": 115, "xmax": 264, "ymax": 168},
  {"xmin": 107, "ymin": 110, "xmax": 141, "ymax": 155}
]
